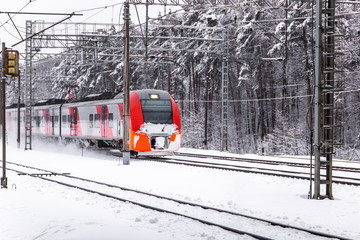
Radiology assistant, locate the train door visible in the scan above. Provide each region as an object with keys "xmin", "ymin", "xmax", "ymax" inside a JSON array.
[
  {"xmin": 101, "ymin": 106, "xmax": 107, "ymax": 137},
  {"xmin": 50, "ymin": 110, "xmax": 54, "ymax": 135},
  {"xmin": 44, "ymin": 109, "xmax": 50, "ymax": 135},
  {"xmin": 117, "ymin": 103, "xmax": 124, "ymax": 138},
  {"xmin": 71, "ymin": 107, "xmax": 78, "ymax": 136}
]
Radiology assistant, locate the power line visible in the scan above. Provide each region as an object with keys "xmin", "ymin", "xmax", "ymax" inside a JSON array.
[
  {"xmin": 80, "ymin": 8, "xmax": 110, "ymax": 23},
  {"xmin": 0, "ymin": 0, "xmax": 34, "ymax": 40},
  {"xmin": 0, "ymin": 1, "xmax": 32, "ymax": 28},
  {"xmin": 74, "ymin": 3, "xmax": 124, "ymax": 13},
  {"xmin": 0, "ymin": 11, "xmax": 82, "ymax": 16},
  {"xmin": 175, "ymin": 89, "xmax": 360, "ymax": 103}
]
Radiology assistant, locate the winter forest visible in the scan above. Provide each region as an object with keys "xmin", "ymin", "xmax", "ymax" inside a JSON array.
[{"xmin": 7, "ymin": 3, "xmax": 360, "ymax": 160}]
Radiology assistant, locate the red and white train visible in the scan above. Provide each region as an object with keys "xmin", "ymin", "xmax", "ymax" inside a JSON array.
[{"xmin": 6, "ymin": 89, "xmax": 181, "ymax": 156}]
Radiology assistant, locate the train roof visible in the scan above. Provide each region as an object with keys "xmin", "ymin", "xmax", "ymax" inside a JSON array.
[
  {"xmin": 32, "ymin": 92, "xmax": 115, "ymax": 107},
  {"xmin": 75, "ymin": 92, "xmax": 115, "ymax": 102},
  {"xmin": 6, "ymin": 103, "xmax": 25, "ymax": 109},
  {"xmin": 135, "ymin": 89, "xmax": 171, "ymax": 100},
  {"xmin": 114, "ymin": 89, "xmax": 170, "ymax": 100},
  {"xmin": 7, "ymin": 90, "xmax": 171, "ymax": 109},
  {"xmin": 33, "ymin": 99, "xmax": 66, "ymax": 106}
]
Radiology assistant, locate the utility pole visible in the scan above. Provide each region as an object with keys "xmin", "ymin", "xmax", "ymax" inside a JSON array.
[
  {"xmin": 220, "ymin": 28, "xmax": 229, "ymax": 152},
  {"xmin": 24, "ymin": 20, "xmax": 33, "ymax": 150},
  {"xmin": 313, "ymin": 0, "xmax": 338, "ymax": 200},
  {"xmin": 122, "ymin": 1, "xmax": 131, "ymax": 165},
  {"xmin": 1, "ymin": 42, "xmax": 8, "ymax": 188},
  {"xmin": 145, "ymin": 0, "xmax": 149, "ymax": 60},
  {"xmin": 313, "ymin": 0, "xmax": 323, "ymax": 198}
]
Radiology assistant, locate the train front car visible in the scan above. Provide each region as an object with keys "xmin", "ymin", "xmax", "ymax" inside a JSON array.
[{"xmin": 129, "ymin": 90, "xmax": 181, "ymax": 156}]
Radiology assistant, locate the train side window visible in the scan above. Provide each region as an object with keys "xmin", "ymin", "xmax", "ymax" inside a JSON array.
[
  {"xmin": 40, "ymin": 116, "xmax": 45, "ymax": 127},
  {"xmin": 62, "ymin": 115, "xmax": 67, "ymax": 127},
  {"xmin": 94, "ymin": 114, "xmax": 100, "ymax": 128},
  {"xmin": 89, "ymin": 114, "xmax": 94, "ymax": 128},
  {"xmin": 45, "ymin": 111, "xmax": 50, "ymax": 123},
  {"xmin": 54, "ymin": 116, "xmax": 59, "ymax": 127},
  {"xmin": 68, "ymin": 115, "xmax": 72, "ymax": 126},
  {"xmin": 109, "ymin": 113, "xmax": 113, "ymax": 128},
  {"xmin": 36, "ymin": 116, "xmax": 41, "ymax": 127}
]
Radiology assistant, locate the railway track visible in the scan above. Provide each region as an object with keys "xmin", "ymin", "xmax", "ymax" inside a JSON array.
[
  {"xmin": 136, "ymin": 152, "xmax": 360, "ymax": 186},
  {"xmin": 174, "ymin": 152, "xmax": 360, "ymax": 173},
  {"xmin": 4, "ymin": 161, "xmax": 350, "ymax": 240}
]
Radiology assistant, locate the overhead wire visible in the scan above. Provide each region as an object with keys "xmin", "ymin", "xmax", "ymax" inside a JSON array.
[
  {"xmin": 1, "ymin": 24, "xmax": 23, "ymax": 40},
  {"xmin": 0, "ymin": 0, "xmax": 34, "ymax": 40},
  {"xmin": 2, "ymin": 2, "xmax": 124, "ymax": 43},
  {"xmin": 74, "ymin": 3, "xmax": 123, "ymax": 14},
  {"xmin": 80, "ymin": 8, "xmax": 109, "ymax": 23},
  {"xmin": 69, "ymin": 2, "xmax": 124, "ymax": 24},
  {"xmin": 174, "ymin": 88, "xmax": 360, "ymax": 103},
  {"xmin": 0, "ymin": 0, "xmax": 33, "ymax": 28}
]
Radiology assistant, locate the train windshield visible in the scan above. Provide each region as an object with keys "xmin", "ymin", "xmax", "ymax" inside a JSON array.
[{"xmin": 141, "ymin": 99, "xmax": 173, "ymax": 124}]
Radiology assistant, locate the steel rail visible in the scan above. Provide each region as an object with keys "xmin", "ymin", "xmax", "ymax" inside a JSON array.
[
  {"xmin": 141, "ymin": 157, "xmax": 360, "ymax": 186},
  {"xmin": 175, "ymin": 152, "xmax": 360, "ymax": 173},
  {"xmin": 4, "ymin": 163, "xmax": 272, "ymax": 240},
  {"xmin": 4, "ymin": 161, "xmax": 350, "ymax": 240}
]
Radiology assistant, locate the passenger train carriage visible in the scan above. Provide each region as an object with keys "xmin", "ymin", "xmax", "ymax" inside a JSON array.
[{"xmin": 6, "ymin": 89, "xmax": 181, "ymax": 156}]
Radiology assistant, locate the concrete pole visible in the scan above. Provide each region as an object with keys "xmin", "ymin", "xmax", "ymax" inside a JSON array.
[
  {"xmin": 122, "ymin": 2, "xmax": 131, "ymax": 165},
  {"xmin": 313, "ymin": 0, "xmax": 322, "ymax": 199}
]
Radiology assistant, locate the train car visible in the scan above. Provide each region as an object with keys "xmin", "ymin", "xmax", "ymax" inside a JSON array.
[
  {"xmin": 60, "ymin": 94, "xmax": 123, "ymax": 146},
  {"xmin": 32, "ymin": 99, "xmax": 64, "ymax": 137},
  {"xmin": 6, "ymin": 89, "xmax": 181, "ymax": 156}
]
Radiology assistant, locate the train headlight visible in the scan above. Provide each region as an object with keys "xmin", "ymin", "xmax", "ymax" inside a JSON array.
[
  {"xmin": 138, "ymin": 127, "xmax": 148, "ymax": 134},
  {"xmin": 149, "ymin": 94, "xmax": 159, "ymax": 99}
]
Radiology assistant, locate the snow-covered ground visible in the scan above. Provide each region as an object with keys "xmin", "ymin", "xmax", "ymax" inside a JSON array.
[{"xmin": 1, "ymin": 142, "xmax": 359, "ymax": 239}]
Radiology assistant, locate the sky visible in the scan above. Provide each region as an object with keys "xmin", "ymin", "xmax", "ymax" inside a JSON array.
[
  {"xmin": 0, "ymin": 0, "xmax": 180, "ymax": 51},
  {"xmin": 1, "ymin": 141, "xmax": 359, "ymax": 239}
]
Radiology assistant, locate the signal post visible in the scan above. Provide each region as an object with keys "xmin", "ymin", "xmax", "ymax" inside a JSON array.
[{"xmin": 1, "ymin": 42, "xmax": 20, "ymax": 188}]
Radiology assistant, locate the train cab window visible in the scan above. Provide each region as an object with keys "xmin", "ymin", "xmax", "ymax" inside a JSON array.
[
  {"xmin": 89, "ymin": 114, "xmax": 94, "ymax": 128},
  {"xmin": 109, "ymin": 113, "xmax": 114, "ymax": 128},
  {"xmin": 67, "ymin": 115, "xmax": 72, "ymax": 126},
  {"xmin": 141, "ymin": 100, "xmax": 173, "ymax": 124},
  {"xmin": 94, "ymin": 114, "xmax": 100, "ymax": 128}
]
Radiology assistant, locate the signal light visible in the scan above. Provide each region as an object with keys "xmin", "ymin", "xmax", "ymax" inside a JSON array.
[{"xmin": 4, "ymin": 50, "xmax": 20, "ymax": 77}]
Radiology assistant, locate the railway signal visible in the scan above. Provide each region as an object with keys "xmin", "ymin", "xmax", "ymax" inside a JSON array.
[{"xmin": 4, "ymin": 49, "xmax": 20, "ymax": 77}]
